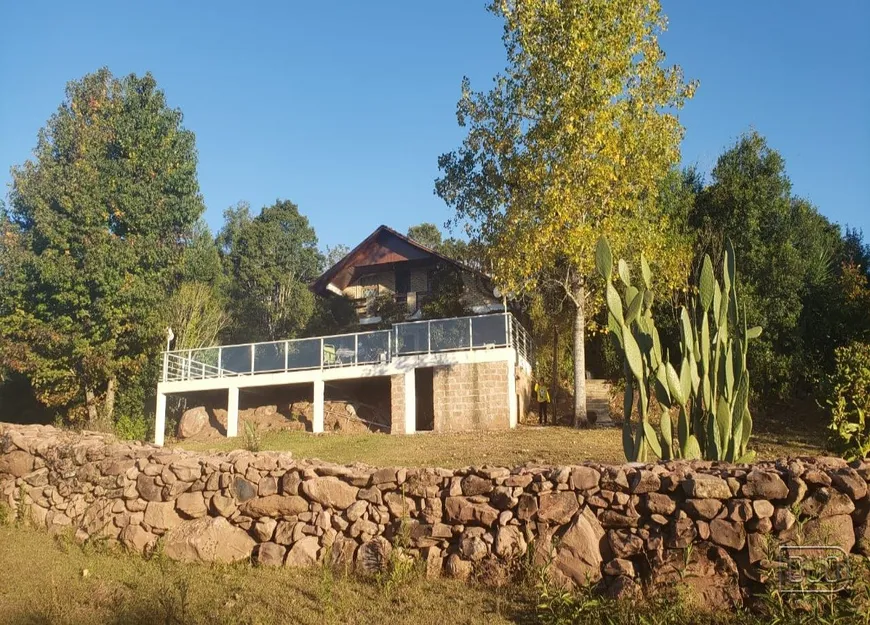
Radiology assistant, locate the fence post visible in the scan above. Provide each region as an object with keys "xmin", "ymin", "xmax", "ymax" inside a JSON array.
[
  {"xmin": 320, "ymin": 337, "xmax": 324, "ymax": 370},
  {"xmin": 284, "ymin": 341, "xmax": 289, "ymax": 372},
  {"xmin": 187, "ymin": 349, "xmax": 192, "ymax": 381},
  {"xmin": 250, "ymin": 345, "xmax": 255, "ymax": 374},
  {"xmin": 469, "ymin": 317, "xmax": 473, "ymax": 349},
  {"xmin": 354, "ymin": 333, "xmax": 359, "ymax": 365},
  {"xmin": 427, "ymin": 320, "xmax": 432, "ymax": 353},
  {"xmin": 162, "ymin": 351, "xmax": 169, "ymax": 383},
  {"xmin": 217, "ymin": 347, "xmax": 223, "ymax": 377}
]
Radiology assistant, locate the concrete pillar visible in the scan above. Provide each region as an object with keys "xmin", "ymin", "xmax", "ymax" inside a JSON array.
[
  {"xmin": 403, "ymin": 369, "xmax": 416, "ymax": 435},
  {"xmin": 313, "ymin": 379, "xmax": 325, "ymax": 433},
  {"xmin": 227, "ymin": 387, "xmax": 239, "ymax": 438},
  {"xmin": 154, "ymin": 391, "xmax": 167, "ymax": 446},
  {"xmin": 508, "ymin": 358, "xmax": 518, "ymax": 428},
  {"xmin": 390, "ymin": 370, "xmax": 416, "ymax": 435}
]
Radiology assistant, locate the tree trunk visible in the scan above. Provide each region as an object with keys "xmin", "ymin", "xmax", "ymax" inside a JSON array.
[
  {"xmin": 573, "ymin": 286, "xmax": 588, "ymax": 427},
  {"xmin": 104, "ymin": 375, "xmax": 117, "ymax": 424},
  {"xmin": 550, "ymin": 325, "xmax": 558, "ymax": 423},
  {"xmin": 85, "ymin": 388, "xmax": 99, "ymax": 428}
]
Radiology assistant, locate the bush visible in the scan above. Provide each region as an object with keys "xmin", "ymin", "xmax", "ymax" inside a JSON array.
[
  {"xmin": 824, "ymin": 341, "xmax": 870, "ymax": 459},
  {"xmin": 114, "ymin": 412, "xmax": 148, "ymax": 441}
]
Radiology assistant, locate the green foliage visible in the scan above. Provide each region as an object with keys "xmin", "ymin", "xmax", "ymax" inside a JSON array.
[
  {"xmin": 824, "ymin": 341, "xmax": 870, "ymax": 459},
  {"xmin": 689, "ymin": 131, "xmax": 856, "ymax": 400},
  {"xmin": 368, "ymin": 293, "xmax": 407, "ymax": 330},
  {"xmin": 420, "ymin": 264, "xmax": 470, "ymax": 319},
  {"xmin": 597, "ymin": 237, "xmax": 760, "ymax": 462},
  {"xmin": 222, "ymin": 199, "xmax": 322, "ymax": 343},
  {"xmin": 406, "ymin": 223, "xmax": 443, "ymax": 250},
  {"xmin": 0, "ymin": 68, "xmax": 203, "ymax": 427},
  {"xmin": 166, "ymin": 282, "xmax": 230, "ymax": 350},
  {"xmin": 436, "ymin": 0, "xmax": 695, "ymax": 425},
  {"xmin": 305, "ymin": 294, "xmax": 358, "ymax": 336},
  {"xmin": 114, "ymin": 412, "xmax": 148, "ymax": 441}
]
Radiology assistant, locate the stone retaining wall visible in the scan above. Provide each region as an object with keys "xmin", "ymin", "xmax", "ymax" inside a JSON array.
[{"xmin": 2, "ymin": 423, "xmax": 868, "ymax": 607}]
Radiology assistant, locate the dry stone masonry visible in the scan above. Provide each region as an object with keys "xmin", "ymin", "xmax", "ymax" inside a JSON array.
[{"xmin": 2, "ymin": 423, "xmax": 869, "ymax": 608}]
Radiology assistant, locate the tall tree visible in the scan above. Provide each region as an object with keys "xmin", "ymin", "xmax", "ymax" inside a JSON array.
[
  {"xmin": 324, "ymin": 243, "xmax": 351, "ymax": 269},
  {"xmin": 407, "ymin": 223, "xmax": 444, "ymax": 250},
  {"xmin": 436, "ymin": 0, "xmax": 695, "ymax": 425},
  {"xmin": 691, "ymin": 132, "xmax": 845, "ymax": 398},
  {"xmin": 223, "ymin": 199, "xmax": 322, "ymax": 342},
  {"xmin": 0, "ymin": 69, "xmax": 203, "ymax": 428}
]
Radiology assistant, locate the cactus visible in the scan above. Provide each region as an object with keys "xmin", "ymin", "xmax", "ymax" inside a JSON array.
[{"xmin": 596, "ymin": 238, "xmax": 761, "ymax": 463}]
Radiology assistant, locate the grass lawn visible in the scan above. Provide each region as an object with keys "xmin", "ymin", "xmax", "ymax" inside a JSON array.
[
  {"xmin": 0, "ymin": 524, "xmax": 531, "ymax": 625},
  {"xmin": 176, "ymin": 421, "xmax": 829, "ymax": 468}
]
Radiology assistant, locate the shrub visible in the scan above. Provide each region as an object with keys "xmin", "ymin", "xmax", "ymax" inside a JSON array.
[
  {"xmin": 824, "ymin": 341, "xmax": 870, "ymax": 459},
  {"xmin": 114, "ymin": 413, "xmax": 148, "ymax": 441},
  {"xmin": 243, "ymin": 420, "xmax": 262, "ymax": 452}
]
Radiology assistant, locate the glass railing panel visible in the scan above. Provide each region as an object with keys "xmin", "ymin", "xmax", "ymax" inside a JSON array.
[
  {"xmin": 254, "ymin": 342, "xmax": 285, "ymax": 373},
  {"xmin": 395, "ymin": 323, "xmax": 429, "ymax": 355},
  {"xmin": 429, "ymin": 317, "xmax": 471, "ymax": 352},
  {"xmin": 286, "ymin": 338, "xmax": 322, "ymax": 370},
  {"xmin": 471, "ymin": 314, "xmax": 508, "ymax": 348},
  {"xmin": 357, "ymin": 331, "xmax": 390, "ymax": 364}
]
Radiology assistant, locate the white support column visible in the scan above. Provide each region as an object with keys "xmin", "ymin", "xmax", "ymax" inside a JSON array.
[
  {"xmin": 313, "ymin": 379, "xmax": 325, "ymax": 433},
  {"xmin": 154, "ymin": 391, "xmax": 167, "ymax": 446},
  {"xmin": 227, "ymin": 386, "xmax": 239, "ymax": 438},
  {"xmin": 507, "ymin": 357, "xmax": 518, "ymax": 428},
  {"xmin": 404, "ymin": 369, "xmax": 416, "ymax": 434}
]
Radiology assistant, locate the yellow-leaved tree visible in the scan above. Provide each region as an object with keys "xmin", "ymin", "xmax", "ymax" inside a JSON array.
[{"xmin": 436, "ymin": 0, "xmax": 696, "ymax": 426}]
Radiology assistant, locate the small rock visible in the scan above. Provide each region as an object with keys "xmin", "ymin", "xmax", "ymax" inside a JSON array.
[
  {"xmin": 257, "ymin": 542, "xmax": 286, "ymax": 567},
  {"xmin": 603, "ymin": 558, "xmax": 635, "ymax": 577}
]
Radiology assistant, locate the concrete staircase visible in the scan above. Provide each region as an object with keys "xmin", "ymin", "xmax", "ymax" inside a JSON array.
[{"xmin": 586, "ymin": 379, "xmax": 614, "ymax": 426}]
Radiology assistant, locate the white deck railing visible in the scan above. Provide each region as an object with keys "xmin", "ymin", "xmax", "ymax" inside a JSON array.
[{"xmin": 161, "ymin": 313, "xmax": 534, "ymax": 383}]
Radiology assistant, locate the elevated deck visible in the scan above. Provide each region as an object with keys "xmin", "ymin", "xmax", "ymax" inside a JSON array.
[{"xmin": 155, "ymin": 313, "xmax": 533, "ymax": 445}]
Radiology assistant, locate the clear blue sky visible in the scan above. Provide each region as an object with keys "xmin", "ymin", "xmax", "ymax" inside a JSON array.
[{"xmin": 1, "ymin": 1, "xmax": 868, "ymax": 251}]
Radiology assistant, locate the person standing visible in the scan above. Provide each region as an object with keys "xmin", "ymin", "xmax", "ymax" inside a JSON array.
[{"xmin": 534, "ymin": 379, "xmax": 551, "ymax": 425}]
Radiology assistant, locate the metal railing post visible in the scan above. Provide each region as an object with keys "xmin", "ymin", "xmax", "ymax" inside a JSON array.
[
  {"xmin": 387, "ymin": 330, "xmax": 392, "ymax": 361},
  {"xmin": 284, "ymin": 341, "xmax": 289, "ymax": 372},
  {"xmin": 162, "ymin": 352, "xmax": 169, "ymax": 382},
  {"xmin": 354, "ymin": 333, "xmax": 359, "ymax": 365},
  {"xmin": 427, "ymin": 320, "xmax": 432, "ymax": 353},
  {"xmin": 217, "ymin": 347, "xmax": 223, "ymax": 378},
  {"xmin": 320, "ymin": 337, "xmax": 324, "ymax": 370},
  {"xmin": 469, "ymin": 317, "xmax": 473, "ymax": 349},
  {"xmin": 504, "ymin": 313, "xmax": 510, "ymax": 348},
  {"xmin": 187, "ymin": 349, "xmax": 192, "ymax": 381},
  {"xmin": 250, "ymin": 345, "xmax": 255, "ymax": 374}
]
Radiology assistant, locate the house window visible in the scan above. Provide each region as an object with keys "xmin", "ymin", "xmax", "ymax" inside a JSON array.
[{"xmin": 395, "ymin": 268, "xmax": 411, "ymax": 294}]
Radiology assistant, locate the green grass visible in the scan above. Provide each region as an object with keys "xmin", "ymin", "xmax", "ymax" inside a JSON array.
[
  {"xmin": 3, "ymin": 523, "xmax": 868, "ymax": 625},
  {"xmin": 0, "ymin": 524, "xmax": 531, "ymax": 625},
  {"xmin": 176, "ymin": 424, "xmax": 828, "ymax": 468}
]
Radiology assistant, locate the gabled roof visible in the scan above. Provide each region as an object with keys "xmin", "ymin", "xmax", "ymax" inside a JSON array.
[{"xmin": 311, "ymin": 225, "xmax": 481, "ymax": 295}]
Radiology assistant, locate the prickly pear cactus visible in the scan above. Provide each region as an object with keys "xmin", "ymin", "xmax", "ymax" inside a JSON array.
[{"xmin": 596, "ymin": 238, "xmax": 761, "ymax": 463}]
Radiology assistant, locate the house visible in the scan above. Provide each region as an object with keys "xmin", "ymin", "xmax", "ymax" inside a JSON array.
[
  {"xmin": 311, "ymin": 225, "xmax": 503, "ymax": 324},
  {"xmin": 153, "ymin": 226, "xmax": 535, "ymax": 445}
]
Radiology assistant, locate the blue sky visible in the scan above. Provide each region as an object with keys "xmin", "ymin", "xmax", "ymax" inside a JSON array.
[{"xmin": 1, "ymin": 1, "xmax": 868, "ymax": 251}]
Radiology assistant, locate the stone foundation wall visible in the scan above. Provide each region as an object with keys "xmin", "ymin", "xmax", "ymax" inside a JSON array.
[
  {"xmin": 2, "ymin": 423, "xmax": 869, "ymax": 607},
  {"xmin": 433, "ymin": 361, "xmax": 510, "ymax": 432}
]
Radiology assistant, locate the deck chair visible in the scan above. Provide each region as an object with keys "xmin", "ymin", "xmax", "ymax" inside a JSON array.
[{"xmin": 323, "ymin": 343, "xmax": 338, "ymax": 367}]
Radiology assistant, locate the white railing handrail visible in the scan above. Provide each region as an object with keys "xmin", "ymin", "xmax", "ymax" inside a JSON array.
[{"xmin": 161, "ymin": 313, "xmax": 532, "ymax": 383}]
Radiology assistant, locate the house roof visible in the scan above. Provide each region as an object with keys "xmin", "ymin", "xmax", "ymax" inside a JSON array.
[{"xmin": 311, "ymin": 225, "xmax": 483, "ymax": 295}]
